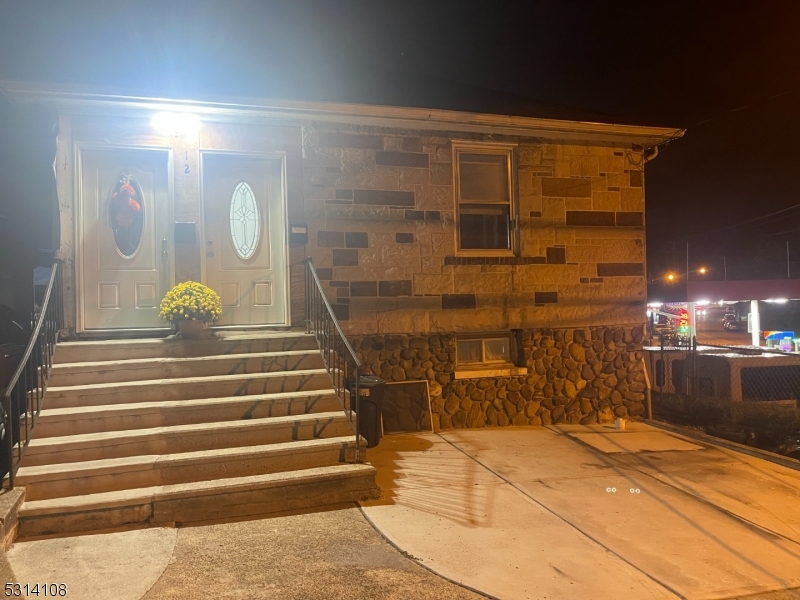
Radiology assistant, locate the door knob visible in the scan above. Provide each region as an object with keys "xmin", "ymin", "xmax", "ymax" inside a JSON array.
[
  {"xmin": 206, "ymin": 240, "xmax": 215, "ymax": 258},
  {"xmin": 161, "ymin": 239, "xmax": 168, "ymax": 257}
]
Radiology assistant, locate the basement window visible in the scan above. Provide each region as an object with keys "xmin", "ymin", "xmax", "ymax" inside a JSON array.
[
  {"xmin": 455, "ymin": 333, "xmax": 527, "ymax": 379},
  {"xmin": 453, "ymin": 142, "xmax": 516, "ymax": 255}
]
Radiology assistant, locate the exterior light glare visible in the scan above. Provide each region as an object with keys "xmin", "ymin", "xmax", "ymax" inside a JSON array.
[
  {"xmin": 699, "ymin": 267, "xmax": 707, "ymax": 274},
  {"xmin": 151, "ymin": 112, "xmax": 201, "ymax": 136},
  {"xmin": 666, "ymin": 273, "xmax": 676, "ymax": 282}
]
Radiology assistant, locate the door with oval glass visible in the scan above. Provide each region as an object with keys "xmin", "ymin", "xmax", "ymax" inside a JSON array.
[
  {"xmin": 202, "ymin": 152, "xmax": 287, "ymax": 326},
  {"xmin": 78, "ymin": 147, "xmax": 171, "ymax": 331}
]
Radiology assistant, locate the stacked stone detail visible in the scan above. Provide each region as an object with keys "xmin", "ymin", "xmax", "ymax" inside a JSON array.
[{"xmin": 353, "ymin": 325, "xmax": 646, "ymax": 430}]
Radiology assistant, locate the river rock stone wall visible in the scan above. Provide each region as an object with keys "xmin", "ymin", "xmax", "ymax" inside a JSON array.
[{"xmin": 354, "ymin": 325, "xmax": 646, "ymax": 430}]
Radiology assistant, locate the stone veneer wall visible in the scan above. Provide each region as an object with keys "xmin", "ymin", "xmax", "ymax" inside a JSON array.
[
  {"xmin": 302, "ymin": 124, "xmax": 647, "ymax": 335},
  {"xmin": 353, "ymin": 325, "xmax": 647, "ymax": 430}
]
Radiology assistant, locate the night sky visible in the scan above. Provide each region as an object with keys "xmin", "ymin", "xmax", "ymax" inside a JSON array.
[{"xmin": 3, "ymin": 1, "xmax": 800, "ymax": 300}]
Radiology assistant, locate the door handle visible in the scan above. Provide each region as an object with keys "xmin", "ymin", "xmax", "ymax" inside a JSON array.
[
  {"xmin": 160, "ymin": 238, "xmax": 170, "ymax": 303},
  {"xmin": 206, "ymin": 240, "xmax": 215, "ymax": 258}
]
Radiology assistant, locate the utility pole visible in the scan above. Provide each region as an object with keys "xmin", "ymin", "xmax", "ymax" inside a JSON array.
[
  {"xmin": 686, "ymin": 242, "xmax": 690, "ymax": 282},
  {"xmin": 788, "ymin": 240, "xmax": 791, "ymax": 279},
  {"xmin": 723, "ymin": 256, "xmax": 727, "ymax": 281}
]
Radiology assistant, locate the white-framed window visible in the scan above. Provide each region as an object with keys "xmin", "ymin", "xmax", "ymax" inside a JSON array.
[
  {"xmin": 453, "ymin": 142, "xmax": 516, "ymax": 255},
  {"xmin": 457, "ymin": 334, "xmax": 513, "ymax": 366}
]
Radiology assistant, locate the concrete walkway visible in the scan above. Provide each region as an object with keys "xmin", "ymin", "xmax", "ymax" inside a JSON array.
[
  {"xmin": 6, "ymin": 423, "xmax": 800, "ymax": 599},
  {"xmin": 7, "ymin": 508, "xmax": 482, "ymax": 600},
  {"xmin": 362, "ymin": 423, "xmax": 800, "ymax": 600}
]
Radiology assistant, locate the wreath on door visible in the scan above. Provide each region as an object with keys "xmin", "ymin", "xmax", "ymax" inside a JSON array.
[
  {"xmin": 109, "ymin": 173, "xmax": 144, "ymax": 257},
  {"xmin": 110, "ymin": 176, "xmax": 142, "ymax": 228}
]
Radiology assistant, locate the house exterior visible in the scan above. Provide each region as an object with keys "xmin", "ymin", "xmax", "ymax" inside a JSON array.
[{"xmin": 1, "ymin": 82, "xmax": 684, "ymax": 429}]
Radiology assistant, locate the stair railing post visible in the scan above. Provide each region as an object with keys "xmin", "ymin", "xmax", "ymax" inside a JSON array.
[
  {"xmin": 304, "ymin": 259, "xmax": 311, "ymax": 335},
  {"xmin": 354, "ymin": 363, "xmax": 360, "ymax": 463},
  {"xmin": 5, "ymin": 392, "xmax": 13, "ymax": 488}
]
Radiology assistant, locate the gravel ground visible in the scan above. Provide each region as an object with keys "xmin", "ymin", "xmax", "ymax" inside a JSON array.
[{"xmin": 142, "ymin": 506, "xmax": 486, "ymax": 600}]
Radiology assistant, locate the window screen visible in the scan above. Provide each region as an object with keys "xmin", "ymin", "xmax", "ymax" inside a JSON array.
[{"xmin": 455, "ymin": 147, "xmax": 514, "ymax": 253}]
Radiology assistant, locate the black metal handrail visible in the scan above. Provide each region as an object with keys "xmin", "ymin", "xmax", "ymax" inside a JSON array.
[
  {"xmin": 2, "ymin": 260, "xmax": 63, "ymax": 487},
  {"xmin": 304, "ymin": 258, "xmax": 362, "ymax": 462}
]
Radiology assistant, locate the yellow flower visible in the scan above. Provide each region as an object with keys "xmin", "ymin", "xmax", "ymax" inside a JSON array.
[{"xmin": 159, "ymin": 281, "xmax": 222, "ymax": 326}]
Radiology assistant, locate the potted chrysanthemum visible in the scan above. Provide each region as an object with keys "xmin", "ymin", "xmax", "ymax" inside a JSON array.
[{"xmin": 159, "ymin": 281, "xmax": 222, "ymax": 339}]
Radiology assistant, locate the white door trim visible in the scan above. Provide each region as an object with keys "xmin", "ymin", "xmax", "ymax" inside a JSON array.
[
  {"xmin": 74, "ymin": 142, "xmax": 175, "ymax": 333},
  {"xmin": 199, "ymin": 149, "xmax": 290, "ymax": 328}
]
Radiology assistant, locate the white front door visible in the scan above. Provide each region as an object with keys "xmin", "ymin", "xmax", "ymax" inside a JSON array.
[
  {"xmin": 202, "ymin": 153, "xmax": 287, "ymax": 326},
  {"xmin": 78, "ymin": 147, "xmax": 171, "ymax": 331}
]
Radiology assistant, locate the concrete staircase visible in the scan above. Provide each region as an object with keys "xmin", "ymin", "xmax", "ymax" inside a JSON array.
[{"xmin": 14, "ymin": 331, "xmax": 379, "ymax": 538}]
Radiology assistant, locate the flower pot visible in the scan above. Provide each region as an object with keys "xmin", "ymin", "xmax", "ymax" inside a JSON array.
[{"xmin": 178, "ymin": 319, "xmax": 209, "ymax": 340}]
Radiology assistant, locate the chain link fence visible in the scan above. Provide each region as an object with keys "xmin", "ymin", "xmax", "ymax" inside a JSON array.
[{"xmin": 647, "ymin": 339, "xmax": 800, "ymax": 459}]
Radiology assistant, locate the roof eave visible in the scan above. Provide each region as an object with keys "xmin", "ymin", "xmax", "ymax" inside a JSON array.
[{"xmin": 1, "ymin": 81, "xmax": 686, "ymax": 147}]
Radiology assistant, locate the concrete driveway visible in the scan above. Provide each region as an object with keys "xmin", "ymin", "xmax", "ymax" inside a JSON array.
[
  {"xmin": 6, "ymin": 423, "xmax": 800, "ymax": 600},
  {"xmin": 362, "ymin": 423, "xmax": 800, "ymax": 600}
]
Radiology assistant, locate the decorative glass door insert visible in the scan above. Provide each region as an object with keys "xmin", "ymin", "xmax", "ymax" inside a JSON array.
[{"xmin": 229, "ymin": 182, "xmax": 259, "ymax": 260}]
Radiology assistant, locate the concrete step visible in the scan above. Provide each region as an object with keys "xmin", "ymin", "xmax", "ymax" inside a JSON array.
[
  {"xmin": 33, "ymin": 390, "xmax": 342, "ymax": 438},
  {"xmin": 18, "ymin": 463, "xmax": 380, "ymax": 538},
  {"xmin": 16, "ymin": 436, "xmax": 363, "ymax": 501},
  {"xmin": 20, "ymin": 332, "xmax": 381, "ymax": 537},
  {"xmin": 21, "ymin": 412, "xmax": 354, "ymax": 466},
  {"xmin": 49, "ymin": 350, "xmax": 325, "ymax": 387},
  {"xmin": 44, "ymin": 369, "xmax": 332, "ymax": 409},
  {"xmin": 54, "ymin": 331, "xmax": 318, "ymax": 364}
]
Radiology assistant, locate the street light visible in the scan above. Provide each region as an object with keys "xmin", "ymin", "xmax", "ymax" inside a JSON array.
[{"xmin": 651, "ymin": 267, "xmax": 708, "ymax": 285}]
